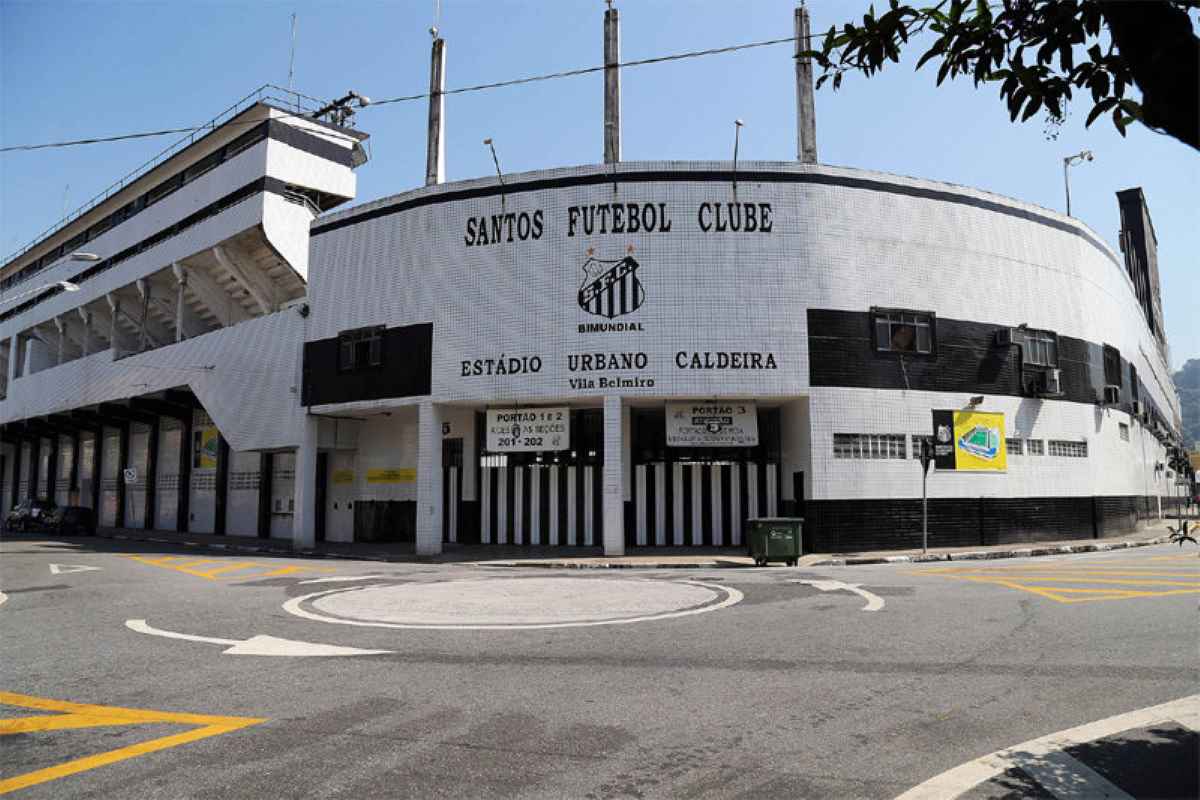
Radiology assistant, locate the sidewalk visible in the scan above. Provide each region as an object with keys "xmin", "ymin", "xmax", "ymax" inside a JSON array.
[{"xmin": 64, "ymin": 520, "xmax": 1187, "ymax": 569}]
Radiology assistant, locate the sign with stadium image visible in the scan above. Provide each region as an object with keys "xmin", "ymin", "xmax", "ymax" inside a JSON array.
[
  {"xmin": 486, "ymin": 407, "xmax": 571, "ymax": 452},
  {"xmin": 931, "ymin": 410, "xmax": 1007, "ymax": 472},
  {"xmin": 666, "ymin": 402, "xmax": 759, "ymax": 447}
]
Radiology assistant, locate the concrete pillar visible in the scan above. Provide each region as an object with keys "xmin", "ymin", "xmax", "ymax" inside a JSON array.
[
  {"xmin": 795, "ymin": 3, "xmax": 818, "ymax": 164},
  {"xmin": 602, "ymin": 395, "xmax": 626, "ymax": 556},
  {"xmin": 53, "ymin": 318, "xmax": 66, "ymax": 365},
  {"xmin": 77, "ymin": 308, "xmax": 92, "ymax": 356},
  {"xmin": 416, "ymin": 400, "xmax": 444, "ymax": 555},
  {"xmin": 292, "ymin": 415, "xmax": 320, "ymax": 549},
  {"xmin": 174, "ymin": 265, "xmax": 187, "ymax": 343},
  {"xmin": 603, "ymin": 6, "xmax": 621, "ymax": 164},
  {"xmin": 7, "ymin": 335, "xmax": 19, "ymax": 382},
  {"xmin": 425, "ymin": 37, "xmax": 446, "ymax": 186}
]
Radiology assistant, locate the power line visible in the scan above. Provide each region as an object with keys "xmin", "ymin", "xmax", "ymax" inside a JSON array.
[{"xmin": 1, "ymin": 32, "xmax": 816, "ymax": 154}]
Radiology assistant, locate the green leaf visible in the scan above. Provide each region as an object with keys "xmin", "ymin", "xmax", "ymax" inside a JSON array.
[
  {"xmin": 915, "ymin": 39, "xmax": 947, "ymax": 71},
  {"xmin": 1084, "ymin": 98, "xmax": 1117, "ymax": 127},
  {"xmin": 1020, "ymin": 95, "xmax": 1043, "ymax": 121},
  {"xmin": 937, "ymin": 59, "xmax": 952, "ymax": 86}
]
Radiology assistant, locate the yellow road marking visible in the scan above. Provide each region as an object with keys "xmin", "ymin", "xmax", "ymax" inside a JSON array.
[
  {"xmin": 123, "ymin": 554, "xmax": 332, "ymax": 581},
  {"xmin": 0, "ymin": 691, "xmax": 264, "ymax": 795},
  {"xmin": 943, "ymin": 574, "xmax": 1200, "ymax": 587}
]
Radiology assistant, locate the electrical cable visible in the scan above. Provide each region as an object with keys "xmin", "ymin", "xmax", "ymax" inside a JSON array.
[{"xmin": 1, "ymin": 32, "xmax": 818, "ymax": 153}]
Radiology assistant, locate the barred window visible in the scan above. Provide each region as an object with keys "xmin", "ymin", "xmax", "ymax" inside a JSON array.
[
  {"xmin": 1048, "ymin": 440, "xmax": 1088, "ymax": 458},
  {"xmin": 873, "ymin": 309, "xmax": 934, "ymax": 354},
  {"xmin": 338, "ymin": 326, "xmax": 384, "ymax": 371},
  {"xmin": 1026, "ymin": 439, "xmax": 1045, "ymax": 455},
  {"xmin": 1103, "ymin": 345, "xmax": 1122, "ymax": 386},
  {"xmin": 1020, "ymin": 329, "xmax": 1059, "ymax": 368},
  {"xmin": 911, "ymin": 435, "xmax": 925, "ymax": 459},
  {"xmin": 834, "ymin": 433, "xmax": 907, "ymax": 459},
  {"xmin": 1119, "ymin": 423, "xmax": 1130, "ymax": 442},
  {"xmin": 1006, "ymin": 438, "xmax": 1024, "ymax": 456}
]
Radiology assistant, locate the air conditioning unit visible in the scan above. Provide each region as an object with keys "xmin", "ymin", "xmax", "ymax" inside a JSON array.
[
  {"xmin": 1102, "ymin": 385, "xmax": 1121, "ymax": 406},
  {"xmin": 1130, "ymin": 400, "xmax": 1142, "ymax": 416},
  {"xmin": 994, "ymin": 328, "xmax": 1016, "ymax": 347},
  {"xmin": 1039, "ymin": 368, "xmax": 1063, "ymax": 397}
]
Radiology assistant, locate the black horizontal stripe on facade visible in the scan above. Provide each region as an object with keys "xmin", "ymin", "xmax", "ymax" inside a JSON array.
[
  {"xmin": 0, "ymin": 176, "xmax": 293, "ymax": 325},
  {"xmin": 310, "ymin": 168, "xmax": 1118, "ymax": 269},
  {"xmin": 804, "ymin": 495, "xmax": 1183, "ymax": 553},
  {"xmin": 807, "ymin": 309, "xmax": 1174, "ymax": 433},
  {"xmin": 2, "ymin": 116, "xmax": 351, "ymax": 296},
  {"xmin": 302, "ymin": 323, "xmax": 433, "ymax": 406}
]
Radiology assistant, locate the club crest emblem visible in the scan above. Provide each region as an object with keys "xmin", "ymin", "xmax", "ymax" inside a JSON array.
[{"xmin": 578, "ymin": 254, "xmax": 644, "ymax": 318}]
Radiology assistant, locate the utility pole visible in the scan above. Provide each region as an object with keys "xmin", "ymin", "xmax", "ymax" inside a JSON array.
[
  {"xmin": 603, "ymin": 0, "xmax": 621, "ymax": 164},
  {"xmin": 919, "ymin": 436, "xmax": 934, "ymax": 553},
  {"xmin": 794, "ymin": 2, "xmax": 818, "ymax": 163}
]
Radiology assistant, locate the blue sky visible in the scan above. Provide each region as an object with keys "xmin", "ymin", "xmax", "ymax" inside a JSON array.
[{"xmin": 2, "ymin": 0, "xmax": 1195, "ymax": 369}]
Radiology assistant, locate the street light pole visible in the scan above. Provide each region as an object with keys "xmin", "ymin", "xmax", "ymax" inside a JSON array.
[{"xmin": 1062, "ymin": 150, "xmax": 1094, "ymax": 216}]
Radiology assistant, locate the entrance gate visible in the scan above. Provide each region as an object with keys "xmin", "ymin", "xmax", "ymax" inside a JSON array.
[
  {"xmin": 472, "ymin": 409, "xmax": 604, "ymax": 547},
  {"xmin": 629, "ymin": 407, "xmax": 781, "ymax": 548}
]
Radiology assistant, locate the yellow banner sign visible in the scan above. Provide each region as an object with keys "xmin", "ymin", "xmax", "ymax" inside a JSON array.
[
  {"xmin": 952, "ymin": 410, "xmax": 1007, "ymax": 472},
  {"xmin": 331, "ymin": 469, "xmax": 355, "ymax": 485},
  {"xmin": 366, "ymin": 468, "xmax": 416, "ymax": 484}
]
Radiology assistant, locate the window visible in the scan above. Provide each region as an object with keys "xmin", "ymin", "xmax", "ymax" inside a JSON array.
[
  {"xmin": 873, "ymin": 309, "xmax": 934, "ymax": 355},
  {"xmin": 1129, "ymin": 364, "xmax": 1139, "ymax": 404},
  {"xmin": 145, "ymin": 173, "xmax": 183, "ymax": 206},
  {"xmin": 1103, "ymin": 345, "xmax": 1122, "ymax": 386},
  {"xmin": 833, "ymin": 433, "xmax": 907, "ymax": 459},
  {"xmin": 1119, "ymin": 423, "xmax": 1130, "ymax": 441},
  {"xmin": 1026, "ymin": 439, "xmax": 1044, "ymax": 455},
  {"xmin": 337, "ymin": 326, "xmax": 384, "ymax": 371},
  {"xmin": 1048, "ymin": 440, "xmax": 1088, "ymax": 458},
  {"xmin": 911, "ymin": 435, "xmax": 925, "ymax": 459},
  {"xmin": 1006, "ymin": 438, "xmax": 1023, "ymax": 456},
  {"xmin": 1020, "ymin": 329, "xmax": 1059, "ymax": 367}
]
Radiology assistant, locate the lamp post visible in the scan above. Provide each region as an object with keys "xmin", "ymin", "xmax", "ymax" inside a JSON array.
[
  {"xmin": 1062, "ymin": 150, "xmax": 1094, "ymax": 216},
  {"xmin": 483, "ymin": 138, "xmax": 506, "ymax": 209},
  {"xmin": 0, "ymin": 251, "xmax": 94, "ymax": 307},
  {"xmin": 732, "ymin": 119, "xmax": 745, "ymax": 197}
]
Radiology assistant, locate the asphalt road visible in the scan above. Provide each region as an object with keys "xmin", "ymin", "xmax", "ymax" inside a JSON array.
[{"xmin": 1, "ymin": 535, "xmax": 1196, "ymax": 799}]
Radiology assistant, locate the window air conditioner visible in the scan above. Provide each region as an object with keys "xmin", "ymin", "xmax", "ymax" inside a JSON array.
[
  {"xmin": 1131, "ymin": 400, "xmax": 1143, "ymax": 416},
  {"xmin": 1102, "ymin": 385, "xmax": 1121, "ymax": 406},
  {"xmin": 1039, "ymin": 368, "xmax": 1063, "ymax": 397}
]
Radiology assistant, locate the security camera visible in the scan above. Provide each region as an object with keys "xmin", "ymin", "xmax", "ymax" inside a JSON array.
[
  {"xmin": 969, "ymin": 395, "xmax": 984, "ymax": 406},
  {"xmin": 1085, "ymin": 152, "xmax": 1094, "ymax": 161},
  {"xmin": 735, "ymin": 119, "xmax": 745, "ymax": 127},
  {"xmin": 297, "ymin": 303, "xmax": 310, "ymax": 318}
]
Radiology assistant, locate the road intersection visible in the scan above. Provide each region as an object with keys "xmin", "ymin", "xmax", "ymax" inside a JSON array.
[{"xmin": 2, "ymin": 535, "xmax": 1196, "ymax": 798}]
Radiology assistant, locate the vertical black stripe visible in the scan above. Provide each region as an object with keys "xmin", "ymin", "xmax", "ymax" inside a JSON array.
[
  {"xmin": 664, "ymin": 463, "xmax": 675, "ymax": 545},
  {"xmin": 442, "ymin": 466, "xmax": 450, "ymax": 542},
  {"xmin": 686, "ymin": 465, "xmax": 696, "ymax": 546},
  {"xmin": 720, "ymin": 465, "xmax": 732, "ymax": 546},
  {"xmin": 619, "ymin": 273, "xmax": 628, "ymax": 315},
  {"xmin": 575, "ymin": 465, "xmax": 585, "ymax": 546},
  {"xmin": 645, "ymin": 464, "xmax": 657, "ymax": 547},
  {"xmin": 757, "ymin": 462, "xmax": 769, "ymax": 518},
  {"xmin": 488, "ymin": 468, "xmax": 498, "ymax": 543},
  {"xmin": 593, "ymin": 465, "xmax": 603, "ymax": 547},
  {"xmin": 700, "ymin": 465, "xmax": 713, "ymax": 546},
  {"xmin": 521, "ymin": 467, "xmax": 532, "ymax": 546},
  {"xmin": 557, "ymin": 466, "xmax": 569, "ymax": 545},
  {"xmin": 504, "ymin": 466, "xmax": 516, "ymax": 545},
  {"xmin": 606, "ymin": 280, "xmax": 616, "ymax": 318},
  {"xmin": 739, "ymin": 462, "xmax": 750, "ymax": 528},
  {"xmin": 539, "ymin": 468, "xmax": 551, "ymax": 544}
]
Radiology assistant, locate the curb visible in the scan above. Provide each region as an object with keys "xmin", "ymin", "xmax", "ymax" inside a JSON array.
[
  {"xmin": 19, "ymin": 529, "xmax": 1173, "ymax": 570},
  {"xmin": 807, "ymin": 536, "xmax": 1172, "ymax": 566}
]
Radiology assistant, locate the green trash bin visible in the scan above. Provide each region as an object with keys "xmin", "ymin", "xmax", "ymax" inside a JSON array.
[{"xmin": 746, "ymin": 517, "xmax": 803, "ymax": 567}]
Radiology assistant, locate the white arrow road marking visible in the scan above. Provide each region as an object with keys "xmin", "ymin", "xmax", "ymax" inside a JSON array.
[
  {"xmin": 125, "ymin": 619, "xmax": 393, "ymax": 657},
  {"xmin": 297, "ymin": 574, "xmax": 386, "ymax": 585},
  {"xmin": 49, "ymin": 564, "xmax": 102, "ymax": 575},
  {"xmin": 792, "ymin": 579, "xmax": 885, "ymax": 612},
  {"xmin": 0, "ymin": 592, "xmax": 8, "ymax": 607}
]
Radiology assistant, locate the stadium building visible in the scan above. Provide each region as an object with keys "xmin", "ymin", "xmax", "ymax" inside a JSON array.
[{"xmin": 0, "ymin": 7, "xmax": 1184, "ymax": 555}]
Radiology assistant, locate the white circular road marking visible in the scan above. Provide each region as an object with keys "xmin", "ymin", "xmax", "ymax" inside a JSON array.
[{"xmin": 282, "ymin": 576, "xmax": 743, "ymax": 630}]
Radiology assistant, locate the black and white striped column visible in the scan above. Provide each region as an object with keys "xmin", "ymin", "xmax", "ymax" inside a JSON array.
[
  {"xmin": 479, "ymin": 464, "xmax": 601, "ymax": 547},
  {"xmin": 636, "ymin": 462, "xmax": 778, "ymax": 547}
]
